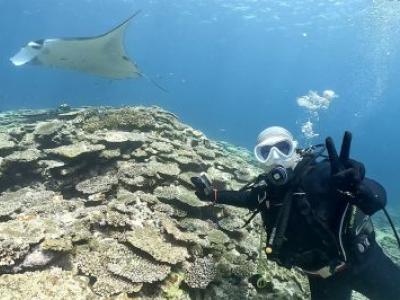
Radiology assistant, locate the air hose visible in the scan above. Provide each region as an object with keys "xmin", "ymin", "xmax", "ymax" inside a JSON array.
[{"xmin": 382, "ymin": 207, "xmax": 400, "ymax": 249}]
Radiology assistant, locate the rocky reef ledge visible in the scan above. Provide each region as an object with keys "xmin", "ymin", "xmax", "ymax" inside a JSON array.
[{"xmin": 0, "ymin": 105, "xmax": 315, "ymax": 299}]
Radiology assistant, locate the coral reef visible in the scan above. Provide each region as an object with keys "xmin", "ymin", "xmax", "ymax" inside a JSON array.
[{"xmin": 0, "ymin": 268, "xmax": 97, "ymax": 300}]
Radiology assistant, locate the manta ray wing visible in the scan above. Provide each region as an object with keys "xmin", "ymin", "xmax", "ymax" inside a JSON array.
[{"xmin": 11, "ymin": 11, "xmax": 141, "ymax": 79}]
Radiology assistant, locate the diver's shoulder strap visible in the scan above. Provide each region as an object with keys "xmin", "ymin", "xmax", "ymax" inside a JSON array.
[
  {"xmin": 266, "ymin": 154, "xmax": 318, "ymax": 254},
  {"xmin": 293, "ymin": 151, "xmax": 319, "ymax": 182}
]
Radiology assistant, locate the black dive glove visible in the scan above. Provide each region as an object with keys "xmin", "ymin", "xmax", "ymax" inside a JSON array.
[
  {"xmin": 332, "ymin": 159, "xmax": 365, "ymax": 192},
  {"xmin": 190, "ymin": 173, "xmax": 214, "ymax": 201},
  {"xmin": 326, "ymin": 131, "xmax": 384, "ymax": 214},
  {"xmin": 326, "ymin": 131, "xmax": 365, "ymax": 192}
]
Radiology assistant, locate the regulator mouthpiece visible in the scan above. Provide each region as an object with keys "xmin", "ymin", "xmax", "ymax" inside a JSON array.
[{"xmin": 268, "ymin": 166, "xmax": 289, "ymax": 186}]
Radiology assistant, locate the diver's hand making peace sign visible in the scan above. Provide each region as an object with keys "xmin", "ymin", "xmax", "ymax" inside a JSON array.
[{"xmin": 325, "ymin": 131, "xmax": 365, "ymax": 192}]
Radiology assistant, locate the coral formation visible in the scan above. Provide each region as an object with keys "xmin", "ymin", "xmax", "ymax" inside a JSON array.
[
  {"xmin": 183, "ymin": 256, "xmax": 216, "ymax": 289},
  {"xmin": 124, "ymin": 225, "xmax": 189, "ymax": 264},
  {"xmin": 0, "ymin": 268, "xmax": 97, "ymax": 300}
]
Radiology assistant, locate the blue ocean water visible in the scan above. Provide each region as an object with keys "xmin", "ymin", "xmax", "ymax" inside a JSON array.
[{"xmin": 1, "ymin": 0, "xmax": 400, "ymax": 209}]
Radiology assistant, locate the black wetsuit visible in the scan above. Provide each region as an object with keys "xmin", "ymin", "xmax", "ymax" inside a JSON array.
[{"xmin": 214, "ymin": 159, "xmax": 400, "ymax": 300}]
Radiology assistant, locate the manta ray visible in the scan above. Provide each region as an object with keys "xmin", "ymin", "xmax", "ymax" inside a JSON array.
[{"xmin": 11, "ymin": 11, "xmax": 145, "ymax": 81}]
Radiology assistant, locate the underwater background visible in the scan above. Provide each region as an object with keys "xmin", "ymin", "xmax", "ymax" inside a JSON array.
[{"xmin": 1, "ymin": 0, "xmax": 400, "ymax": 211}]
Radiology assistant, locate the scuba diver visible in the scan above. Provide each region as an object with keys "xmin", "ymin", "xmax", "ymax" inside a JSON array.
[{"xmin": 191, "ymin": 126, "xmax": 400, "ymax": 300}]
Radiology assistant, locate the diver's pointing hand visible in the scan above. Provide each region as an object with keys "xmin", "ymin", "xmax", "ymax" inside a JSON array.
[
  {"xmin": 339, "ymin": 131, "xmax": 352, "ymax": 162},
  {"xmin": 326, "ymin": 136, "xmax": 342, "ymax": 175},
  {"xmin": 325, "ymin": 131, "xmax": 352, "ymax": 175},
  {"xmin": 325, "ymin": 131, "xmax": 365, "ymax": 192}
]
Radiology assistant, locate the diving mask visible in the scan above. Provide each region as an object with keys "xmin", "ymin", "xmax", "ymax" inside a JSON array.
[
  {"xmin": 254, "ymin": 126, "xmax": 300, "ymax": 169},
  {"xmin": 255, "ymin": 139, "xmax": 295, "ymax": 163}
]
